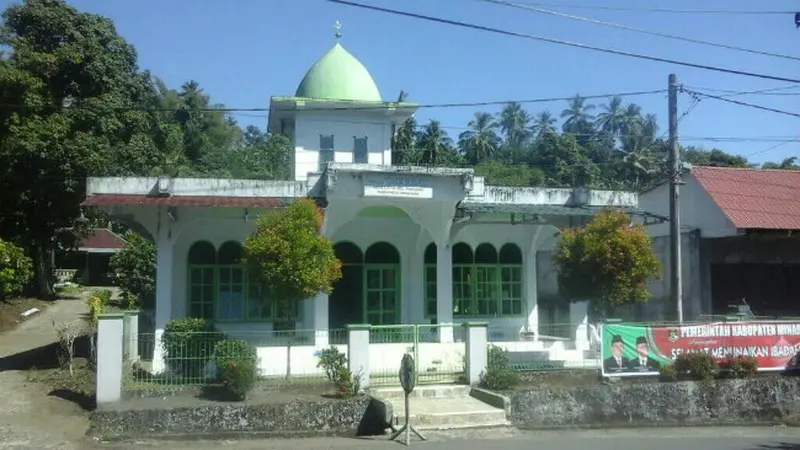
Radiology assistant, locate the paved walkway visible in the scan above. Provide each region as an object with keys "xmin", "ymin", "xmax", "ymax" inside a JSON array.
[
  {"xmin": 0, "ymin": 292, "xmax": 92, "ymax": 450},
  {"xmin": 95, "ymin": 426, "xmax": 800, "ymax": 449}
]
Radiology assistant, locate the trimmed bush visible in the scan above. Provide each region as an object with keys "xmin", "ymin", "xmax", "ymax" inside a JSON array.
[
  {"xmin": 674, "ymin": 352, "xmax": 718, "ymax": 381},
  {"xmin": 658, "ymin": 364, "xmax": 677, "ymax": 382},
  {"xmin": 317, "ymin": 346, "xmax": 348, "ymax": 383},
  {"xmin": 163, "ymin": 318, "xmax": 222, "ymax": 380},
  {"xmin": 215, "ymin": 338, "xmax": 258, "ymax": 401},
  {"xmin": 480, "ymin": 345, "xmax": 520, "ymax": 391},
  {"xmin": 719, "ymin": 356, "xmax": 758, "ymax": 379}
]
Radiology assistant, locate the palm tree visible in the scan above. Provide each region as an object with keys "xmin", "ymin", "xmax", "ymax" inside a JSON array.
[
  {"xmin": 595, "ymin": 96, "xmax": 626, "ymax": 135},
  {"xmin": 531, "ymin": 111, "xmax": 557, "ymax": 139},
  {"xmin": 418, "ymin": 120, "xmax": 454, "ymax": 165},
  {"xmin": 561, "ymin": 94, "xmax": 596, "ymax": 134},
  {"xmin": 458, "ymin": 112, "xmax": 501, "ymax": 165},
  {"xmin": 392, "ymin": 116, "xmax": 418, "ymax": 165},
  {"xmin": 499, "ymin": 103, "xmax": 532, "ymax": 163}
]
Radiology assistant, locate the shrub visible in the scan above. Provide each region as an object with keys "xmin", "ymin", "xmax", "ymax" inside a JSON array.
[
  {"xmin": 317, "ymin": 346, "xmax": 348, "ymax": 383},
  {"xmin": 673, "ymin": 352, "xmax": 718, "ymax": 381},
  {"xmin": 86, "ymin": 288, "xmax": 112, "ymax": 324},
  {"xmin": 719, "ymin": 356, "xmax": 758, "ymax": 379},
  {"xmin": 109, "ymin": 231, "xmax": 156, "ymax": 309},
  {"xmin": 333, "ymin": 366, "xmax": 362, "ymax": 398},
  {"xmin": 215, "ymin": 338, "xmax": 258, "ymax": 401},
  {"xmin": 658, "ymin": 364, "xmax": 677, "ymax": 382},
  {"xmin": 163, "ymin": 318, "xmax": 222, "ymax": 379},
  {"xmin": 218, "ymin": 359, "xmax": 257, "ymax": 401},
  {"xmin": 480, "ymin": 345, "xmax": 519, "ymax": 391},
  {"xmin": 0, "ymin": 238, "xmax": 33, "ymax": 300}
]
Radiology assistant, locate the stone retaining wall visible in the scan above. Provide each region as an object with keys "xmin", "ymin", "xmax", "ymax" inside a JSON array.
[
  {"xmin": 90, "ymin": 396, "xmax": 389, "ymax": 440},
  {"xmin": 508, "ymin": 376, "xmax": 800, "ymax": 428}
]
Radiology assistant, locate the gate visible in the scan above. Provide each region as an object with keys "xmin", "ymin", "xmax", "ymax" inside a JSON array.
[{"xmin": 368, "ymin": 324, "xmax": 466, "ymax": 386}]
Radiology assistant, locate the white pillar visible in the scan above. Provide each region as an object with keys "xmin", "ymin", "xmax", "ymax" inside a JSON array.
[
  {"xmin": 347, "ymin": 325, "xmax": 370, "ymax": 390},
  {"xmin": 123, "ymin": 310, "xmax": 139, "ymax": 362},
  {"xmin": 435, "ymin": 240, "xmax": 454, "ymax": 343},
  {"xmin": 310, "ymin": 293, "xmax": 330, "ymax": 347},
  {"xmin": 525, "ymin": 227, "xmax": 543, "ymax": 339},
  {"xmin": 96, "ymin": 313, "xmax": 124, "ymax": 404},
  {"xmin": 151, "ymin": 214, "xmax": 173, "ymax": 374},
  {"xmin": 570, "ymin": 301, "xmax": 590, "ymax": 351},
  {"xmin": 465, "ymin": 322, "xmax": 488, "ymax": 386}
]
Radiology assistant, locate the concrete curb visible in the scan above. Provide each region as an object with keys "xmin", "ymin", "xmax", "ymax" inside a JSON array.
[{"xmin": 470, "ymin": 387, "xmax": 510, "ymax": 417}]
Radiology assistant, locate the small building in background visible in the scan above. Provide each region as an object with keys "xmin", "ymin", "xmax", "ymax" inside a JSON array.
[{"xmin": 54, "ymin": 226, "xmax": 127, "ymax": 286}]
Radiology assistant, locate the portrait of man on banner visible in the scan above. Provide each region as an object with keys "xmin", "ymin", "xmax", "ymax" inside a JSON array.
[
  {"xmin": 603, "ymin": 334, "xmax": 631, "ymax": 373},
  {"xmin": 628, "ymin": 336, "xmax": 661, "ymax": 372}
]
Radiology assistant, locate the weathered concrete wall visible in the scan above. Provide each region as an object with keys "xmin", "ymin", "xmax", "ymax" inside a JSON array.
[
  {"xmin": 508, "ymin": 376, "xmax": 800, "ymax": 429},
  {"xmin": 89, "ymin": 396, "xmax": 387, "ymax": 440}
]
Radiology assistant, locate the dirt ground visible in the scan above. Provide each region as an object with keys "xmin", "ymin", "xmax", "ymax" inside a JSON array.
[{"xmin": 0, "ymin": 288, "xmax": 95, "ymax": 450}]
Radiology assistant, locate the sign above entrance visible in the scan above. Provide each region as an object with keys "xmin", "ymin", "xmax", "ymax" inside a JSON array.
[{"xmin": 362, "ymin": 173, "xmax": 434, "ymax": 199}]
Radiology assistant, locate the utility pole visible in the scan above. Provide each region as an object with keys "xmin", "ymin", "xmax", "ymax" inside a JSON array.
[{"xmin": 668, "ymin": 74, "xmax": 683, "ymax": 324}]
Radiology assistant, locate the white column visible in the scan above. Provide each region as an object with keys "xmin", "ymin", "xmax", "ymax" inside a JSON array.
[
  {"xmin": 465, "ymin": 322, "xmax": 488, "ymax": 386},
  {"xmin": 525, "ymin": 227, "xmax": 542, "ymax": 339},
  {"xmin": 435, "ymin": 240, "xmax": 454, "ymax": 343},
  {"xmin": 151, "ymin": 213, "xmax": 173, "ymax": 374},
  {"xmin": 96, "ymin": 313, "xmax": 124, "ymax": 404},
  {"xmin": 311, "ymin": 293, "xmax": 330, "ymax": 347},
  {"xmin": 123, "ymin": 310, "xmax": 139, "ymax": 362},
  {"xmin": 347, "ymin": 325, "xmax": 370, "ymax": 390},
  {"xmin": 570, "ymin": 301, "xmax": 590, "ymax": 351}
]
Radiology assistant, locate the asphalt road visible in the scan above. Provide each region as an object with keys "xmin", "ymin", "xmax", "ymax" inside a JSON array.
[{"xmin": 93, "ymin": 426, "xmax": 800, "ymax": 450}]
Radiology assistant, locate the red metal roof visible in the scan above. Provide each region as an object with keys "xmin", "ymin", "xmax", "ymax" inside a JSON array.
[
  {"xmin": 692, "ymin": 166, "xmax": 800, "ymax": 230},
  {"xmin": 79, "ymin": 229, "xmax": 127, "ymax": 251},
  {"xmin": 82, "ymin": 194, "xmax": 285, "ymax": 209}
]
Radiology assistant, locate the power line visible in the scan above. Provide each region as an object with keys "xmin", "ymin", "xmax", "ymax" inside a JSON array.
[
  {"xmin": 481, "ymin": 0, "xmax": 800, "ymax": 62},
  {"xmin": 506, "ymin": 1, "xmax": 796, "ymax": 15},
  {"xmin": 0, "ymin": 89, "xmax": 667, "ymax": 113},
  {"xmin": 682, "ymin": 88, "xmax": 800, "ymax": 119},
  {"xmin": 683, "ymin": 84, "xmax": 800, "ymax": 97},
  {"xmin": 327, "ymin": 0, "xmax": 800, "ymax": 84},
  {"xmin": 747, "ymin": 138, "xmax": 800, "ymax": 158}
]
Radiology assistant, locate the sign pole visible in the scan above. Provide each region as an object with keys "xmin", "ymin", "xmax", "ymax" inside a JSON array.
[{"xmin": 389, "ymin": 353, "xmax": 427, "ymax": 446}]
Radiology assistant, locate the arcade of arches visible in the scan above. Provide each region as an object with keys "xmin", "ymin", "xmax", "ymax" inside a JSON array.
[{"xmin": 186, "ymin": 239, "xmax": 525, "ymax": 328}]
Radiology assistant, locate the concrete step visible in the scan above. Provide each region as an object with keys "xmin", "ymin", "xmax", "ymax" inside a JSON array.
[
  {"xmin": 371, "ymin": 385, "xmax": 471, "ymax": 400},
  {"xmin": 388, "ymin": 395, "xmax": 510, "ymax": 431}
]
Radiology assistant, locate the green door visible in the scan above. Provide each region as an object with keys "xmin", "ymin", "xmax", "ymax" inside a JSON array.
[{"xmin": 364, "ymin": 265, "xmax": 400, "ymax": 325}]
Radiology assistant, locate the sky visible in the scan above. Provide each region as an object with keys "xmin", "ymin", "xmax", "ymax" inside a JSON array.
[{"xmin": 4, "ymin": 0, "xmax": 798, "ymax": 164}]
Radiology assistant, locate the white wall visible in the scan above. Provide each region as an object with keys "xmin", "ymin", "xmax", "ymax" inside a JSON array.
[
  {"xmin": 293, "ymin": 111, "xmax": 393, "ymax": 181},
  {"xmin": 639, "ymin": 176, "xmax": 737, "ymax": 238}
]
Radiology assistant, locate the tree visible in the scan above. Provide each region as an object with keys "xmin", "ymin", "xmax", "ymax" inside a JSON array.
[
  {"xmin": 0, "ymin": 237, "xmax": 33, "ymax": 300},
  {"xmin": 243, "ymin": 199, "xmax": 342, "ymax": 314},
  {"xmin": 561, "ymin": 94, "xmax": 596, "ymax": 134},
  {"xmin": 417, "ymin": 119, "xmax": 459, "ymax": 166},
  {"xmin": 474, "ymin": 160, "xmax": 545, "ymax": 187},
  {"xmin": 0, "ymin": 0, "xmax": 166, "ymax": 296},
  {"xmin": 683, "ymin": 147, "xmax": 751, "ymax": 168},
  {"xmin": 458, "ymin": 112, "xmax": 501, "ymax": 165},
  {"xmin": 762, "ymin": 157, "xmax": 799, "ymax": 170},
  {"xmin": 109, "ymin": 231, "xmax": 156, "ymax": 309},
  {"xmin": 553, "ymin": 209, "xmax": 661, "ymax": 313}
]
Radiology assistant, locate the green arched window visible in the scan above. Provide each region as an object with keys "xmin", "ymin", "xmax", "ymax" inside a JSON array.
[
  {"xmin": 422, "ymin": 242, "xmax": 524, "ymax": 318},
  {"xmin": 187, "ymin": 240, "xmax": 293, "ymax": 322}
]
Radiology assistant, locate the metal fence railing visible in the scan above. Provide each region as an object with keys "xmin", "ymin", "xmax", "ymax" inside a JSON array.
[
  {"xmin": 123, "ymin": 328, "xmax": 347, "ymax": 391},
  {"xmin": 487, "ymin": 323, "xmax": 600, "ymax": 373}
]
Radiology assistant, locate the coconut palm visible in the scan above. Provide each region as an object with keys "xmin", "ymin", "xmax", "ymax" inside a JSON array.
[
  {"xmin": 458, "ymin": 112, "xmax": 501, "ymax": 165},
  {"xmin": 418, "ymin": 120, "xmax": 454, "ymax": 165},
  {"xmin": 595, "ymin": 96, "xmax": 626, "ymax": 135},
  {"xmin": 561, "ymin": 95, "xmax": 596, "ymax": 134},
  {"xmin": 531, "ymin": 111, "xmax": 557, "ymax": 139}
]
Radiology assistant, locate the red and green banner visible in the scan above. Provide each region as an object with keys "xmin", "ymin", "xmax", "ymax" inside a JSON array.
[{"xmin": 600, "ymin": 322, "xmax": 800, "ymax": 377}]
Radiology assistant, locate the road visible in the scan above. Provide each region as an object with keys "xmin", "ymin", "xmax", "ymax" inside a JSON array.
[{"xmin": 94, "ymin": 426, "xmax": 800, "ymax": 449}]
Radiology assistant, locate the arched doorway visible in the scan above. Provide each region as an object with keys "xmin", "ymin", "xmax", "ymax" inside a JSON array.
[
  {"xmin": 329, "ymin": 242, "xmax": 363, "ymax": 330},
  {"xmin": 364, "ymin": 242, "xmax": 401, "ymax": 325}
]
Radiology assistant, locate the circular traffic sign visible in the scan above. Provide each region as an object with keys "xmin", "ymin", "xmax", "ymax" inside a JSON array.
[{"xmin": 399, "ymin": 353, "xmax": 416, "ymax": 393}]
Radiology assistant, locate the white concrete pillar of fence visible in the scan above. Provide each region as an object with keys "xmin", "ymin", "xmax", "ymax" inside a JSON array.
[
  {"xmin": 347, "ymin": 324, "xmax": 370, "ymax": 390},
  {"xmin": 465, "ymin": 322, "xmax": 488, "ymax": 386},
  {"xmin": 435, "ymin": 240, "xmax": 455, "ymax": 343},
  {"xmin": 122, "ymin": 310, "xmax": 139, "ymax": 363},
  {"xmin": 97, "ymin": 313, "xmax": 125, "ymax": 404},
  {"xmin": 570, "ymin": 301, "xmax": 590, "ymax": 351}
]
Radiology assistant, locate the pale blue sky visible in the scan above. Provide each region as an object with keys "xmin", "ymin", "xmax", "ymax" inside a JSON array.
[{"xmin": 5, "ymin": 0, "xmax": 799, "ymax": 164}]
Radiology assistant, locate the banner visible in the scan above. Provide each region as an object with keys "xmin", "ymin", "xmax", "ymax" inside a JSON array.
[{"xmin": 600, "ymin": 321, "xmax": 800, "ymax": 377}]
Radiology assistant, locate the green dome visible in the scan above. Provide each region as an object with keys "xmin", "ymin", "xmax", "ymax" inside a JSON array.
[{"xmin": 295, "ymin": 43, "xmax": 382, "ymax": 102}]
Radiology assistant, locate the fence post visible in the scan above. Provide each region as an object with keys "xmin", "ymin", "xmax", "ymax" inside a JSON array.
[
  {"xmin": 96, "ymin": 313, "xmax": 125, "ymax": 404},
  {"xmin": 570, "ymin": 301, "xmax": 590, "ymax": 351},
  {"xmin": 347, "ymin": 324, "xmax": 371, "ymax": 390},
  {"xmin": 122, "ymin": 310, "xmax": 140, "ymax": 363},
  {"xmin": 465, "ymin": 322, "xmax": 488, "ymax": 386}
]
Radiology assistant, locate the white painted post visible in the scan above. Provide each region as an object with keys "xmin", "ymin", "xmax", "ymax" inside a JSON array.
[
  {"xmin": 96, "ymin": 313, "xmax": 125, "ymax": 404},
  {"xmin": 465, "ymin": 322, "xmax": 488, "ymax": 386},
  {"xmin": 347, "ymin": 324, "xmax": 371, "ymax": 390},
  {"xmin": 152, "ymin": 216, "xmax": 174, "ymax": 374},
  {"xmin": 435, "ymin": 240, "xmax": 454, "ymax": 343},
  {"xmin": 525, "ymin": 227, "xmax": 543, "ymax": 340},
  {"xmin": 570, "ymin": 301, "xmax": 590, "ymax": 352},
  {"xmin": 310, "ymin": 293, "xmax": 330, "ymax": 347},
  {"xmin": 123, "ymin": 310, "xmax": 139, "ymax": 362}
]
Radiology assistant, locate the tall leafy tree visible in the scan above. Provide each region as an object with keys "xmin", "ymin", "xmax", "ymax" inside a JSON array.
[
  {"xmin": 561, "ymin": 94, "xmax": 596, "ymax": 134},
  {"xmin": 0, "ymin": 0, "xmax": 165, "ymax": 295},
  {"xmin": 595, "ymin": 96, "xmax": 626, "ymax": 136},
  {"xmin": 531, "ymin": 111, "xmax": 557, "ymax": 140},
  {"xmin": 417, "ymin": 119, "xmax": 458, "ymax": 166},
  {"xmin": 458, "ymin": 112, "xmax": 501, "ymax": 165},
  {"xmin": 499, "ymin": 102, "xmax": 532, "ymax": 163}
]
